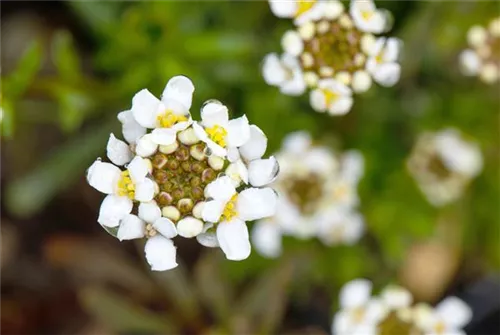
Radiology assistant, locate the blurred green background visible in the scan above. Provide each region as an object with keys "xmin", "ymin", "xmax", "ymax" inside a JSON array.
[{"xmin": 1, "ymin": 1, "xmax": 499, "ymax": 334}]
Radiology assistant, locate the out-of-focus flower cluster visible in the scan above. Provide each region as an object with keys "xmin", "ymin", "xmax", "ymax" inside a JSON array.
[
  {"xmin": 459, "ymin": 16, "xmax": 500, "ymax": 84},
  {"xmin": 407, "ymin": 128, "xmax": 483, "ymax": 207},
  {"xmin": 332, "ymin": 279, "xmax": 472, "ymax": 335},
  {"xmin": 262, "ymin": 0, "xmax": 402, "ymax": 115},
  {"xmin": 87, "ymin": 75, "xmax": 280, "ymax": 271},
  {"xmin": 252, "ymin": 132, "xmax": 364, "ymax": 258}
]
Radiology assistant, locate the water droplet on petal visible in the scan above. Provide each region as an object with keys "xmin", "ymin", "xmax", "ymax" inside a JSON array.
[
  {"xmin": 201, "ymin": 99, "xmax": 223, "ymax": 110},
  {"xmin": 203, "ymin": 146, "xmax": 213, "ymax": 157},
  {"xmin": 96, "ymin": 157, "xmax": 102, "ymax": 161}
]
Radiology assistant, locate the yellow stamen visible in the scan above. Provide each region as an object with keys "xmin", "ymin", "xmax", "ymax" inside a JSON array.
[
  {"xmin": 361, "ymin": 10, "xmax": 374, "ymax": 20},
  {"xmin": 352, "ymin": 307, "xmax": 366, "ymax": 323},
  {"xmin": 117, "ymin": 170, "xmax": 135, "ymax": 199},
  {"xmin": 221, "ymin": 194, "xmax": 238, "ymax": 222},
  {"xmin": 296, "ymin": 0, "xmax": 316, "ymax": 16},
  {"xmin": 434, "ymin": 321, "xmax": 446, "ymax": 334},
  {"xmin": 157, "ymin": 109, "xmax": 188, "ymax": 128},
  {"xmin": 322, "ymin": 89, "xmax": 339, "ymax": 107},
  {"xmin": 206, "ymin": 125, "xmax": 228, "ymax": 147}
]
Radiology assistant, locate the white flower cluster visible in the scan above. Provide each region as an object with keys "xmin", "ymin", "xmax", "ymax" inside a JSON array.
[
  {"xmin": 252, "ymin": 132, "xmax": 364, "ymax": 258},
  {"xmin": 459, "ymin": 16, "xmax": 500, "ymax": 84},
  {"xmin": 332, "ymin": 279, "xmax": 472, "ymax": 335},
  {"xmin": 263, "ymin": 0, "xmax": 402, "ymax": 115},
  {"xmin": 87, "ymin": 75, "xmax": 279, "ymax": 271},
  {"xmin": 407, "ymin": 128, "xmax": 483, "ymax": 207}
]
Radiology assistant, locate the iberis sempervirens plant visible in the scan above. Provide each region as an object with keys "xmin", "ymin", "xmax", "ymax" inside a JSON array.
[
  {"xmin": 87, "ymin": 76, "xmax": 279, "ymax": 271},
  {"xmin": 263, "ymin": 0, "xmax": 402, "ymax": 115},
  {"xmin": 459, "ymin": 16, "xmax": 500, "ymax": 84},
  {"xmin": 252, "ymin": 131, "xmax": 364, "ymax": 258},
  {"xmin": 332, "ymin": 279, "xmax": 472, "ymax": 335},
  {"xmin": 407, "ymin": 128, "xmax": 482, "ymax": 207}
]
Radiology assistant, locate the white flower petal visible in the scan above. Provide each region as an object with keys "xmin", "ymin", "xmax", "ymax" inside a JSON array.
[
  {"xmin": 117, "ymin": 110, "xmax": 147, "ymax": 144},
  {"xmin": 201, "ymin": 102, "xmax": 229, "ymax": 128},
  {"xmin": 131, "ymin": 89, "xmax": 160, "ymax": 128},
  {"xmin": 138, "ymin": 201, "xmax": 162, "ymax": 223},
  {"xmin": 459, "ymin": 49, "xmax": 481, "ymax": 76},
  {"xmin": 226, "ymin": 115, "xmax": 251, "ymax": 147},
  {"xmin": 226, "ymin": 160, "xmax": 249, "ymax": 186},
  {"xmin": 177, "ymin": 216, "xmax": 203, "ymax": 238},
  {"xmin": 227, "ymin": 147, "xmax": 241, "ymax": 162},
  {"xmin": 283, "ymin": 131, "xmax": 311, "ymax": 155},
  {"xmin": 161, "ymin": 75, "xmax": 195, "ymax": 109},
  {"xmin": 269, "ymin": 0, "xmax": 296, "ymax": 18},
  {"xmin": 252, "ymin": 221, "xmax": 282, "ymax": 258},
  {"xmin": 262, "ymin": 53, "xmax": 288, "ymax": 86},
  {"xmin": 350, "ymin": 0, "xmax": 386, "ymax": 34},
  {"xmin": 373, "ymin": 63, "xmax": 401, "ymax": 86},
  {"xmin": 381, "ymin": 286, "xmax": 413, "ymax": 309},
  {"xmin": 237, "ymin": 187, "xmax": 277, "ymax": 221},
  {"xmin": 340, "ymin": 279, "xmax": 372, "ymax": 309},
  {"xmin": 152, "ymin": 217, "xmax": 178, "ymax": 238},
  {"xmin": 436, "ymin": 296, "xmax": 472, "ymax": 329},
  {"xmin": 107, "ymin": 133, "xmax": 133, "ymax": 166},
  {"xmin": 216, "ymin": 218, "xmax": 251, "ymax": 261},
  {"xmin": 144, "ymin": 235, "xmax": 178, "ymax": 271},
  {"xmin": 202, "ymin": 199, "xmax": 226, "ymax": 223},
  {"xmin": 329, "ymin": 96, "xmax": 353, "ymax": 115},
  {"xmin": 151, "ymin": 128, "xmax": 177, "ymax": 145},
  {"xmin": 134, "ymin": 178, "xmax": 155, "ymax": 202},
  {"xmin": 281, "ymin": 30, "xmax": 304, "ymax": 57},
  {"xmin": 248, "ymin": 156, "xmax": 279, "ymax": 187},
  {"xmin": 196, "ymin": 222, "xmax": 219, "ymax": 247},
  {"xmin": 341, "ymin": 150, "xmax": 364, "ymax": 183},
  {"xmin": 352, "ymin": 70, "xmax": 373, "ymax": 93},
  {"xmin": 135, "ymin": 134, "xmax": 159, "ymax": 158},
  {"xmin": 204, "ymin": 176, "xmax": 236, "ymax": 201},
  {"xmin": 343, "ymin": 214, "xmax": 365, "ymax": 245},
  {"xmin": 239, "ymin": 125, "xmax": 268, "ymax": 161},
  {"xmin": 127, "ymin": 156, "xmax": 149, "ymax": 184},
  {"xmin": 117, "ymin": 214, "xmax": 145, "ymax": 241},
  {"xmin": 310, "ymin": 89, "xmax": 327, "ymax": 112},
  {"xmin": 87, "ymin": 160, "xmax": 121, "ymax": 194},
  {"xmin": 97, "ymin": 195, "xmax": 133, "ymax": 228},
  {"xmin": 384, "ymin": 38, "xmax": 401, "ymax": 62}
]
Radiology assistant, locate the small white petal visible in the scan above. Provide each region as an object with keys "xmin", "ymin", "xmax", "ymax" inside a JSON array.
[
  {"xmin": 134, "ymin": 179, "xmax": 155, "ymax": 202},
  {"xmin": 97, "ymin": 195, "xmax": 133, "ymax": 228},
  {"xmin": 201, "ymin": 200, "xmax": 226, "ymax": 223},
  {"xmin": 372, "ymin": 63, "xmax": 401, "ymax": 87},
  {"xmin": 340, "ymin": 279, "xmax": 372, "ymax": 309},
  {"xmin": 138, "ymin": 201, "xmax": 162, "ymax": 223},
  {"xmin": 329, "ymin": 96, "xmax": 353, "ymax": 115},
  {"xmin": 107, "ymin": 133, "xmax": 133, "ymax": 166},
  {"xmin": 135, "ymin": 134, "xmax": 158, "ymax": 157},
  {"xmin": 309, "ymin": 89, "xmax": 327, "ymax": 112},
  {"xmin": 201, "ymin": 102, "xmax": 229, "ymax": 128},
  {"xmin": 117, "ymin": 110, "xmax": 146, "ymax": 144},
  {"xmin": 196, "ymin": 222, "xmax": 219, "ymax": 247},
  {"xmin": 384, "ymin": 38, "xmax": 401, "ymax": 62},
  {"xmin": 283, "ymin": 131, "xmax": 311, "ymax": 155},
  {"xmin": 323, "ymin": 0, "xmax": 344, "ymax": 20},
  {"xmin": 161, "ymin": 75, "xmax": 195, "ymax": 109},
  {"xmin": 381, "ymin": 286, "xmax": 413, "ymax": 309},
  {"xmin": 281, "ymin": 30, "xmax": 304, "ymax": 57},
  {"xmin": 248, "ymin": 156, "xmax": 279, "ymax": 187},
  {"xmin": 216, "ymin": 218, "xmax": 251, "ymax": 261},
  {"xmin": 178, "ymin": 127, "xmax": 199, "ymax": 145},
  {"xmin": 87, "ymin": 160, "xmax": 121, "ymax": 194},
  {"xmin": 262, "ymin": 53, "xmax": 288, "ymax": 86},
  {"xmin": 239, "ymin": 125, "xmax": 268, "ymax": 161},
  {"xmin": 227, "ymin": 147, "xmax": 241, "ymax": 162},
  {"xmin": 177, "ymin": 216, "xmax": 204, "ymax": 238},
  {"xmin": 237, "ymin": 187, "xmax": 277, "ymax": 221},
  {"xmin": 436, "ymin": 296, "xmax": 472, "ymax": 328},
  {"xmin": 268, "ymin": 0, "xmax": 296, "ymax": 18},
  {"xmin": 117, "ymin": 214, "xmax": 145, "ymax": 241},
  {"xmin": 226, "ymin": 160, "xmax": 249, "ymax": 186},
  {"xmin": 341, "ymin": 150, "xmax": 364, "ymax": 183},
  {"xmin": 352, "ymin": 71, "xmax": 373, "ymax": 93},
  {"xmin": 459, "ymin": 49, "xmax": 481, "ymax": 76},
  {"xmin": 131, "ymin": 89, "xmax": 160, "ymax": 128},
  {"xmin": 204, "ymin": 176, "xmax": 236, "ymax": 201},
  {"xmin": 151, "ymin": 128, "xmax": 177, "ymax": 145},
  {"xmin": 152, "ymin": 217, "xmax": 178, "ymax": 238},
  {"xmin": 127, "ymin": 156, "xmax": 149, "ymax": 184},
  {"xmin": 467, "ymin": 25, "xmax": 487, "ymax": 48},
  {"xmin": 144, "ymin": 236, "xmax": 178, "ymax": 271},
  {"xmin": 226, "ymin": 115, "xmax": 251, "ymax": 147},
  {"xmin": 252, "ymin": 221, "xmax": 282, "ymax": 258}
]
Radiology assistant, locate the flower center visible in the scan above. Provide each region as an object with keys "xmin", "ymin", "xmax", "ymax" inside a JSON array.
[
  {"xmin": 206, "ymin": 125, "xmax": 228, "ymax": 147},
  {"xmin": 427, "ymin": 154, "xmax": 452, "ymax": 179},
  {"xmin": 283, "ymin": 173, "xmax": 324, "ymax": 215},
  {"xmin": 434, "ymin": 321, "xmax": 446, "ymax": 334},
  {"xmin": 323, "ymin": 89, "xmax": 340, "ymax": 106},
  {"xmin": 361, "ymin": 10, "xmax": 374, "ymax": 20},
  {"xmin": 117, "ymin": 171, "xmax": 135, "ymax": 199},
  {"xmin": 221, "ymin": 194, "xmax": 238, "ymax": 222},
  {"xmin": 351, "ymin": 306, "xmax": 366, "ymax": 323},
  {"xmin": 152, "ymin": 142, "xmax": 220, "ymax": 221},
  {"xmin": 157, "ymin": 109, "xmax": 188, "ymax": 128},
  {"xmin": 301, "ymin": 21, "xmax": 365, "ymax": 77},
  {"xmin": 377, "ymin": 311, "xmax": 422, "ymax": 335},
  {"xmin": 296, "ymin": 0, "xmax": 316, "ymax": 16}
]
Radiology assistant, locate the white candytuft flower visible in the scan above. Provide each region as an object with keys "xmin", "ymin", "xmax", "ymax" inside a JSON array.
[
  {"xmin": 264, "ymin": 0, "xmax": 401, "ymax": 115},
  {"xmin": 407, "ymin": 128, "xmax": 483, "ymax": 207},
  {"xmin": 252, "ymin": 131, "xmax": 364, "ymax": 258},
  {"xmin": 332, "ymin": 279, "xmax": 472, "ymax": 335},
  {"xmin": 86, "ymin": 75, "xmax": 279, "ymax": 270},
  {"xmin": 459, "ymin": 16, "xmax": 500, "ymax": 84}
]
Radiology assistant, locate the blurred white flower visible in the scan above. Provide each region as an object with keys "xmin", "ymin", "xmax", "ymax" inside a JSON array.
[
  {"xmin": 262, "ymin": 53, "xmax": 307, "ymax": 96},
  {"xmin": 407, "ymin": 128, "xmax": 483, "ymax": 207},
  {"xmin": 415, "ymin": 297, "xmax": 472, "ymax": 335},
  {"xmin": 350, "ymin": 0, "xmax": 388, "ymax": 34},
  {"xmin": 310, "ymin": 79, "xmax": 354, "ymax": 115},
  {"xmin": 459, "ymin": 16, "xmax": 500, "ymax": 84},
  {"xmin": 366, "ymin": 37, "xmax": 402, "ymax": 87}
]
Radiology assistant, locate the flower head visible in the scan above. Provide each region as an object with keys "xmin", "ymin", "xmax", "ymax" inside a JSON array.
[
  {"xmin": 264, "ymin": 0, "xmax": 401, "ymax": 115},
  {"xmin": 86, "ymin": 75, "xmax": 279, "ymax": 270},
  {"xmin": 459, "ymin": 16, "xmax": 500, "ymax": 84}
]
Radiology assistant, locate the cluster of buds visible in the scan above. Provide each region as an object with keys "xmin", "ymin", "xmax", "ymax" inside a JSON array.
[
  {"xmin": 252, "ymin": 132, "xmax": 364, "ymax": 258},
  {"xmin": 407, "ymin": 128, "xmax": 483, "ymax": 207},
  {"xmin": 459, "ymin": 16, "xmax": 500, "ymax": 84},
  {"xmin": 262, "ymin": 0, "xmax": 402, "ymax": 115},
  {"xmin": 87, "ymin": 76, "xmax": 279, "ymax": 271},
  {"xmin": 332, "ymin": 279, "xmax": 472, "ymax": 335}
]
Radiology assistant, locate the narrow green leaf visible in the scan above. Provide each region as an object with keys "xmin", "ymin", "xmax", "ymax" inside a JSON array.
[
  {"xmin": 5, "ymin": 40, "xmax": 42, "ymax": 99},
  {"xmin": 52, "ymin": 30, "xmax": 81, "ymax": 83}
]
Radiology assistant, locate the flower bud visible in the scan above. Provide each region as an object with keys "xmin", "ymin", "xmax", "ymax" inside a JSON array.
[
  {"xmin": 193, "ymin": 201, "xmax": 205, "ymax": 219},
  {"xmin": 162, "ymin": 206, "xmax": 180, "ymax": 221},
  {"xmin": 152, "ymin": 154, "xmax": 168, "ymax": 169},
  {"xmin": 177, "ymin": 198, "xmax": 194, "ymax": 213},
  {"xmin": 178, "ymin": 128, "xmax": 200, "ymax": 145},
  {"xmin": 208, "ymin": 156, "xmax": 224, "ymax": 171},
  {"xmin": 190, "ymin": 144, "xmax": 206, "ymax": 161},
  {"xmin": 159, "ymin": 141, "xmax": 179, "ymax": 154}
]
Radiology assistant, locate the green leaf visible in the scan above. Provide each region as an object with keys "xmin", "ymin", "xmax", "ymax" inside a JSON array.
[
  {"xmin": 0, "ymin": 99, "xmax": 15, "ymax": 138},
  {"xmin": 52, "ymin": 30, "xmax": 81, "ymax": 83},
  {"xmin": 4, "ymin": 40, "xmax": 42, "ymax": 99},
  {"xmin": 80, "ymin": 286, "xmax": 176, "ymax": 333}
]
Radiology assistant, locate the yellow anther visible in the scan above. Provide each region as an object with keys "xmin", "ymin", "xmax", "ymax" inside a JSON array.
[
  {"xmin": 322, "ymin": 89, "xmax": 339, "ymax": 106},
  {"xmin": 221, "ymin": 194, "xmax": 238, "ymax": 222},
  {"xmin": 296, "ymin": 0, "xmax": 316, "ymax": 16},
  {"xmin": 117, "ymin": 170, "xmax": 135, "ymax": 199},
  {"xmin": 157, "ymin": 109, "xmax": 188, "ymax": 128},
  {"xmin": 434, "ymin": 321, "xmax": 446, "ymax": 334},
  {"xmin": 206, "ymin": 125, "xmax": 228, "ymax": 147},
  {"xmin": 361, "ymin": 10, "xmax": 374, "ymax": 20}
]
